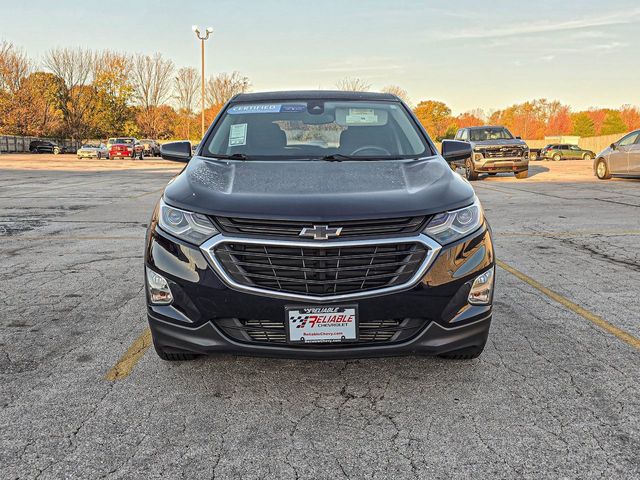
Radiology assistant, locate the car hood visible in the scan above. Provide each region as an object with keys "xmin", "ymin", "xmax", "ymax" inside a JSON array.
[
  {"xmin": 472, "ymin": 139, "xmax": 527, "ymax": 147},
  {"xmin": 162, "ymin": 156, "xmax": 475, "ymax": 220}
]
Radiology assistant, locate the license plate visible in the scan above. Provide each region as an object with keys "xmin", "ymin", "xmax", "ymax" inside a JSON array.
[{"xmin": 286, "ymin": 306, "xmax": 358, "ymax": 344}]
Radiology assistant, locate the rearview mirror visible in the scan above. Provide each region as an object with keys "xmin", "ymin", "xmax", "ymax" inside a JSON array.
[
  {"xmin": 441, "ymin": 139, "xmax": 473, "ymax": 163},
  {"xmin": 161, "ymin": 141, "xmax": 192, "ymax": 162}
]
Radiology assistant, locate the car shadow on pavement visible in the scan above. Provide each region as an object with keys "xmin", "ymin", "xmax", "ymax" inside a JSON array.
[{"xmin": 524, "ymin": 164, "xmax": 549, "ymax": 178}]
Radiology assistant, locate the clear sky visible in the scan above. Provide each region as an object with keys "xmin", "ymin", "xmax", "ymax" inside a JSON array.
[{"xmin": 2, "ymin": 0, "xmax": 638, "ymax": 114}]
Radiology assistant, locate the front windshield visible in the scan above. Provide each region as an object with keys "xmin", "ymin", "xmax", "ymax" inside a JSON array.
[
  {"xmin": 203, "ymin": 100, "xmax": 431, "ymax": 159},
  {"xmin": 469, "ymin": 127, "xmax": 514, "ymax": 141},
  {"xmin": 82, "ymin": 144, "xmax": 99, "ymax": 148},
  {"xmin": 114, "ymin": 138, "xmax": 133, "ymax": 144}
]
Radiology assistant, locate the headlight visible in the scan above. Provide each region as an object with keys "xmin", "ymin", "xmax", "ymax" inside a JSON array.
[
  {"xmin": 423, "ymin": 198, "xmax": 483, "ymax": 245},
  {"xmin": 158, "ymin": 198, "xmax": 219, "ymax": 244}
]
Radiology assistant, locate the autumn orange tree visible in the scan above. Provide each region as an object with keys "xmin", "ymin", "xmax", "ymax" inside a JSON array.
[{"xmin": 413, "ymin": 100, "xmax": 452, "ymax": 140}]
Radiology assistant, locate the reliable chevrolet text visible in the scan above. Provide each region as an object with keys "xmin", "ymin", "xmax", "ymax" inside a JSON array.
[{"xmin": 146, "ymin": 91, "xmax": 495, "ymax": 360}]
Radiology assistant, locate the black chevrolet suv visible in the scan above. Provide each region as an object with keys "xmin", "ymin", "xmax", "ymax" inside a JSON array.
[{"xmin": 146, "ymin": 91, "xmax": 495, "ymax": 361}]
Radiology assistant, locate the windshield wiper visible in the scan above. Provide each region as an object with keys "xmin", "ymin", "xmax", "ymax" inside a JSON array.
[
  {"xmin": 210, "ymin": 153, "xmax": 249, "ymax": 160},
  {"xmin": 320, "ymin": 154, "xmax": 422, "ymax": 161},
  {"xmin": 319, "ymin": 154, "xmax": 358, "ymax": 161}
]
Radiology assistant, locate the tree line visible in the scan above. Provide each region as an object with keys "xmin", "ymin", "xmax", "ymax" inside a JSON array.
[
  {"xmin": 0, "ymin": 41, "xmax": 251, "ymax": 141},
  {"xmin": 1, "ymin": 43, "xmax": 638, "ymax": 142},
  {"xmin": 413, "ymin": 99, "xmax": 640, "ymax": 141}
]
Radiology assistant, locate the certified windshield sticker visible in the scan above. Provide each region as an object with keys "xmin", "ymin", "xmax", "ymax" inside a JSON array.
[
  {"xmin": 229, "ymin": 123, "xmax": 247, "ymax": 147},
  {"xmin": 346, "ymin": 108, "xmax": 378, "ymax": 124},
  {"xmin": 228, "ymin": 104, "xmax": 282, "ymax": 114}
]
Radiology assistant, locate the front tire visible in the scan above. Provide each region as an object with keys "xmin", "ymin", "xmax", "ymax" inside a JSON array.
[
  {"xmin": 439, "ymin": 342, "xmax": 486, "ymax": 360},
  {"xmin": 465, "ymin": 158, "xmax": 478, "ymax": 181},
  {"xmin": 583, "ymin": 153, "xmax": 592, "ymax": 162},
  {"xmin": 595, "ymin": 159, "xmax": 612, "ymax": 180},
  {"xmin": 552, "ymin": 153, "xmax": 561, "ymax": 161}
]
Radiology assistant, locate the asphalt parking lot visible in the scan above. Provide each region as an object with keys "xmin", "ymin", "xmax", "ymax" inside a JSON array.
[{"xmin": 1, "ymin": 154, "xmax": 638, "ymax": 479}]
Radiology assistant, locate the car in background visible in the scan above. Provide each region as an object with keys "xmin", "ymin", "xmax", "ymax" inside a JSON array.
[
  {"xmin": 453, "ymin": 126, "xmax": 529, "ymax": 180},
  {"xmin": 543, "ymin": 144, "xmax": 595, "ymax": 161},
  {"xmin": 77, "ymin": 143, "xmax": 108, "ymax": 159},
  {"xmin": 594, "ymin": 130, "xmax": 640, "ymax": 180},
  {"xmin": 108, "ymin": 138, "xmax": 144, "ymax": 159},
  {"xmin": 537, "ymin": 144, "xmax": 558, "ymax": 160},
  {"xmin": 29, "ymin": 140, "xmax": 64, "ymax": 154},
  {"xmin": 140, "ymin": 139, "xmax": 161, "ymax": 157}
]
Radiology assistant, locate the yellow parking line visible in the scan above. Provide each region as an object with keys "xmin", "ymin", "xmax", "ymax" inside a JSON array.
[
  {"xmin": 496, "ymin": 259, "xmax": 640, "ymax": 351},
  {"xmin": 105, "ymin": 328, "xmax": 152, "ymax": 381}
]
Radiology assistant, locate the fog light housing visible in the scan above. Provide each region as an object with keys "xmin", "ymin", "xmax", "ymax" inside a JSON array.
[
  {"xmin": 468, "ymin": 267, "xmax": 494, "ymax": 305},
  {"xmin": 146, "ymin": 267, "xmax": 173, "ymax": 305}
]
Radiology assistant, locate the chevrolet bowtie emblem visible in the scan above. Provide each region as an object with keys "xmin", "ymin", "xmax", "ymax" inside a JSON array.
[{"xmin": 299, "ymin": 225, "xmax": 343, "ymax": 240}]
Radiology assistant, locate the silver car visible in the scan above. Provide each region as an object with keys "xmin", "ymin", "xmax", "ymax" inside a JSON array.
[
  {"xmin": 77, "ymin": 143, "xmax": 108, "ymax": 160},
  {"xmin": 594, "ymin": 130, "xmax": 640, "ymax": 179}
]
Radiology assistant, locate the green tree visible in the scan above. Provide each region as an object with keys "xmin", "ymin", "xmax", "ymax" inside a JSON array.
[
  {"xmin": 413, "ymin": 100, "xmax": 452, "ymax": 140},
  {"xmin": 571, "ymin": 112, "xmax": 595, "ymax": 137},
  {"xmin": 600, "ymin": 110, "xmax": 627, "ymax": 135}
]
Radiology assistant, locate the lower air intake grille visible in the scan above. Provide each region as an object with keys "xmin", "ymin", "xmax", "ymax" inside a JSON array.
[
  {"xmin": 213, "ymin": 242, "xmax": 428, "ymax": 297},
  {"xmin": 215, "ymin": 318, "xmax": 428, "ymax": 346}
]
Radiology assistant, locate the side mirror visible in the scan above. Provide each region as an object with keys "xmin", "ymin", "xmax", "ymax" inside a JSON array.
[
  {"xmin": 160, "ymin": 141, "xmax": 192, "ymax": 162},
  {"xmin": 610, "ymin": 143, "xmax": 616, "ymax": 150},
  {"xmin": 516, "ymin": 136, "xmax": 522, "ymax": 139},
  {"xmin": 441, "ymin": 139, "xmax": 473, "ymax": 163}
]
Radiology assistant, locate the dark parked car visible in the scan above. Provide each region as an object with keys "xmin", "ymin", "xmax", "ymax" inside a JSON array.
[
  {"xmin": 594, "ymin": 130, "xmax": 640, "ymax": 179},
  {"xmin": 453, "ymin": 126, "xmax": 529, "ymax": 180},
  {"xmin": 29, "ymin": 140, "xmax": 64, "ymax": 154},
  {"xmin": 147, "ymin": 91, "xmax": 494, "ymax": 361},
  {"xmin": 543, "ymin": 144, "xmax": 595, "ymax": 161}
]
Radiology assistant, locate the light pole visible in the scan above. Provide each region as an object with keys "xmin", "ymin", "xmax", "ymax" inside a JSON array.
[{"xmin": 192, "ymin": 25, "xmax": 213, "ymax": 139}]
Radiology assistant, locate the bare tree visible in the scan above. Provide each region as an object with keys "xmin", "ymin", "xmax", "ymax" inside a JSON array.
[
  {"xmin": 132, "ymin": 52, "xmax": 174, "ymax": 108},
  {"xmin": 335, "ymin": 77, "xmax": 371, "ymax": 92},
  {"xmin": 0, "ymin": 40, "xmax": 31, "ymax": 93},
  {"xmin": 205, "ymin": 71, "xmax": 250, "ymax": 107},
  {"xmin": 43, "ymin": 47, "xmax": 97, "ymax": 140},
  {"xmin": 174, "ymin": 67, "xmax": 199, "ymax": 113},
  {"xmin": 173, "ymin": 67, "xmax": 200, "ymax": 139},
  {"xmin": 381, "ymin": 85, "xmax": 411, "ymax": 106},
  {"xmin": 131, "ymin": 52, "xmax": 175, "ymax": 137}
]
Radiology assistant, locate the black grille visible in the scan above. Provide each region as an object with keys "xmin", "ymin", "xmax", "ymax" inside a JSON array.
[
  {"xmin": 215, "ymin": 317, "xmax": 428, "ymax": 346},
  {"xmin": 214, "ymin": 216, "xmax": 426, "ymax": 238},
  {"xmin": 483, "ymin": 147, "xmax": 524, "ymax": 158},
  {"xmin": 214, "ymin": 242, "xmax": 428, "ymax": 296}
]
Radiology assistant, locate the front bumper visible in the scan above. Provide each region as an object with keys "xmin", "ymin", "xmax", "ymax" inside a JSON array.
[
  {"xmin": 145, "ymin": 221, "xmax": 495, "ymax": 358},
  {"xmin": 473, "ymin": 153, "xmax": 529, "ymax": 173}
]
